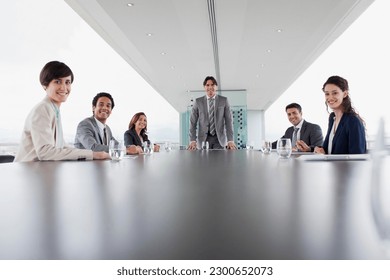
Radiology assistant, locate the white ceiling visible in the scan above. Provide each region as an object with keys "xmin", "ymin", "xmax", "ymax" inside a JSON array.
[{"xmin": 65, "ymin": 0, "xmax": 374, "ymax": 112}]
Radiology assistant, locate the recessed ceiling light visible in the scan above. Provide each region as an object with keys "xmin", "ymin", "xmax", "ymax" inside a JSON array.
[
  {"xmin": 276, "ymin": 28, "xmax": 283, "ymax": 33},
  {"xmin": 161, "ymin": 52, "xmax": 166, "ymax": 55},
  {"xmin": 170, "ymin": 66, "xmax": 175, "ymax": 70},
  {"xmin": 266, "ymin": 49, "xmax": 272, "ymax": 53},
  {"xmin": 146, "ymin": 33, "xmax": 153, "ymax": 37},
  {"xmin": 260, "ymin": 63, "xmax": 265, "ymax": 68},
  {"xmin": 127, "ymin": 3, "xmax": 134, "ymax": 7}
]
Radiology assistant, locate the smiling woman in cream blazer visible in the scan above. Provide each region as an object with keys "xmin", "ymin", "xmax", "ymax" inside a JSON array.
[{"xmin": 14, "ymin": 61, "xmax": 110, "ymax": 162}]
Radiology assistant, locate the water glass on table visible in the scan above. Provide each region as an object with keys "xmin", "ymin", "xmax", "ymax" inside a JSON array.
[
  {"xmin": 143, "ymin": 141, "xmax": 153, "ymax": 155},
  {"xmin": 164, "ymin": 141, "xmax": 172, "ymax": 152},
  {"xmin": 276, "ymin": 138, "xmax": 292, "ymax": 159},
  {"xmin": 261, "ymin": 140, "xmax": 272, "ymax": 154},
  {"xmin": 246, "ymin": 141, "xmax": 254, "ymax": 150},
  {"xmin": 109, "ymin": 140, "xmax": 125, "ymax": 160}
]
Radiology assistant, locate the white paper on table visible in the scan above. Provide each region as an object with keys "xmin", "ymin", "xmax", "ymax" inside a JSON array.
[{"xmin": 297, "ymin": 154, "xmax": 371, "ymax": 161}]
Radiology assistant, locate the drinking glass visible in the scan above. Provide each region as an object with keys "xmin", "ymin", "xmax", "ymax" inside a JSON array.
[
  {"xmin": 143, "ymin": 141, "xmax": 153, "ymax": 155},
  {"xmin": 276, "ymin": 138, "xmax": 292, "ymax": 159},
  {"xmin": 246, "ymin": 141, "xmax": 254, "ymax": 150},
  {"xmin": 201, "ymin": 141, "xmax": 209, "ymax": 150},
  {"xmin": 109, "ymin": 140, "xmax": 124, "ymax": 161},
  {"xmin": 261, "ymin": 140, "xmax": 272, "ymax": 154},
  {"xmin": 164, "ymin": 141, "xmax": 172, "ymax": 152}
]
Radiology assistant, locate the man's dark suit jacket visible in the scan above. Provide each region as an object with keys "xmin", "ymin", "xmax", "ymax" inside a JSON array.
[
  {"xmin": 272, "ymin": 120, "xmax": 323, "ymax": 150},
  {"xmin": 323, "ymin": 112, "xmax": 366, "ymax": 154}
]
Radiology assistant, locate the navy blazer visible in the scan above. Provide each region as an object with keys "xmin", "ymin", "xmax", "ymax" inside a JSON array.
[
  {"xmin": 323, "ymin": 112, "xmax": 366, "ymax": 154},
  {"xmin": 124, "ymin": 128, "xmax": 150, "ymax": 147},
  {"xmin": 272, "ymin": 120, "xmax": 323, "ymax": 149}
]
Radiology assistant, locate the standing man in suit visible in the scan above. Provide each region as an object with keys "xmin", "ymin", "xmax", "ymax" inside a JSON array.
[
  {"xmin": 272, "ymin": 103, "xmax": 323, "ymax": 152},
  {"xmin": 188, "ymin": 76, "xmax": 237, "ymax": 150},
  {"xmin": 74, "ymin": 92, "xmax": 116, "ymax": 152}
]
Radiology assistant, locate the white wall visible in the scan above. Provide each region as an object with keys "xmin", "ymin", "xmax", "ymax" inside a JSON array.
[{"xmin": 247, "ymin": 110, "xmax": 265, "ymax": 149}]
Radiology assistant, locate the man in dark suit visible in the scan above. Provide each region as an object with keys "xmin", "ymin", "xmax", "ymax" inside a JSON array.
[
  {"xmin": 74, "ymin": 92, "xmax": 116, "ymax": 152},
  {"xmin": 188, "ymin": 76, "xmax": 237, "ymax": 150},
  {"xmin": 272, "ymin": 103, "xmax": 323, "ymax": 152}
]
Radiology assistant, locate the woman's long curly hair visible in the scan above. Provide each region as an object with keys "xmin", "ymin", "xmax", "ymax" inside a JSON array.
[{"xmin": 322, "ymin": 75, "xmax": 365, "ymax": 126}]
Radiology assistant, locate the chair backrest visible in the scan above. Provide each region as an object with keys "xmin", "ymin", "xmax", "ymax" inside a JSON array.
[{"xmin": 0, "ymin": 155, "xmax": 15, "ymax": 163}]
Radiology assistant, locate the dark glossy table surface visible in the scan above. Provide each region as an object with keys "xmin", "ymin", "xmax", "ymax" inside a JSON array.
[{"xmin": 0, "ymin": 150, "xmax": 388, "ymax": 259}]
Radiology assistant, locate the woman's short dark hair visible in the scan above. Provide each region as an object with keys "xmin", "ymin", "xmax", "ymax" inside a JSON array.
[{"xmin": 39, "ymin": 61, "xmax": 74, "ymax": 87}]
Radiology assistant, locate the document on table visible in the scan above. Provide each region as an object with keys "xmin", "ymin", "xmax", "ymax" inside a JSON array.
[
  {"xmin": 297, "ymin": 154, "xmax": 371, "ymax": 161},
  {"xmin": 123, "ymin": 155, "xmax": 139, "ymax": 159},
  {"xmin": 291, "ymin": 151, "xmax": 313, "ymax": 155}
]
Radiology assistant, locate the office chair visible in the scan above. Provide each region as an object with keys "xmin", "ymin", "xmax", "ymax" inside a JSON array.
[{"xmin": 0, "ymin": 155, "xmax": 15, "ymax": 163}]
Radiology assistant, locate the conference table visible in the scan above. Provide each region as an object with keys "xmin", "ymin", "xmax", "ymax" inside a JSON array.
[{"xmin": 0, "ymin": 149, "xmax": 389, "ymax": 260}]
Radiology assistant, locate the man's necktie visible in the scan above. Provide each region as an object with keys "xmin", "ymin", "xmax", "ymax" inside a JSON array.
[
  {"xmin": 292, "ymin": 127, "xmax": 299, "ymax": 147},
  {"xmin": 209, "ymin": 98, "xmax": 215, "ymax": 136},
  {"xmin": 103, "ymin": 127, "xmax": 108, "ymax": 145}
]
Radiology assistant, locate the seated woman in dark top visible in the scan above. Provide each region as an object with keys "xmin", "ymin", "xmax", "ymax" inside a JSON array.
[
  {"xmin": 124, "ymin": 112, "xmax": 160, "ymax": 154},
  {"xmin": 314, "ymin": 76, "xmax": 366, "ymax": 154}
]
